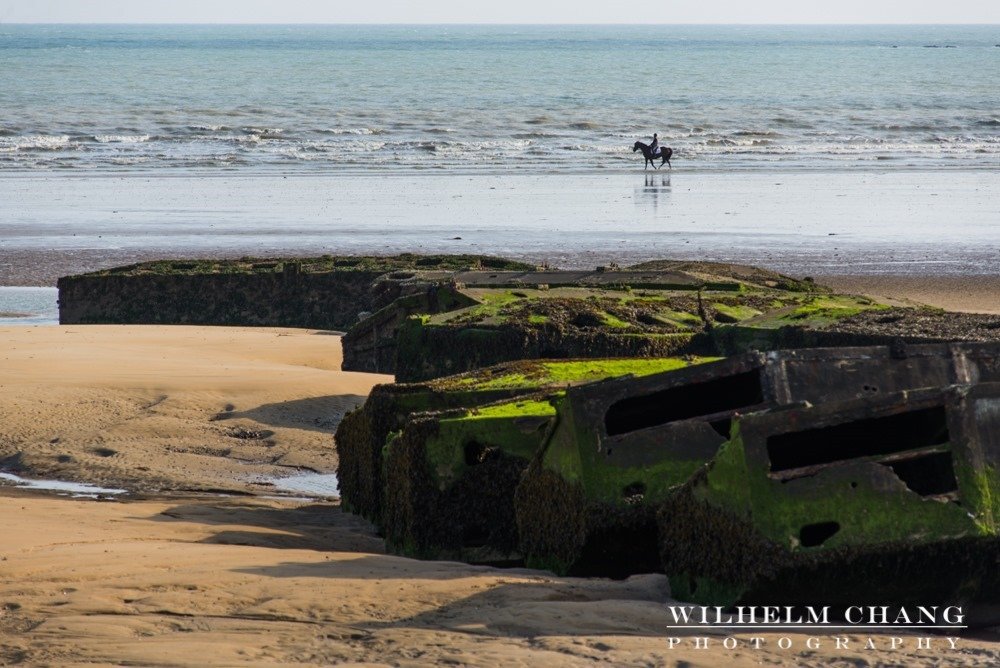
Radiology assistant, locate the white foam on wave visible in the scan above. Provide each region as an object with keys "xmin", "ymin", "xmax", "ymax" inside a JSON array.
[
  {"xmin": 0, "ymin": 134, "xmax": 72, "ymax": 152},
  {"xmin": 322, "ymin": 127, "xmax": 383, "ymax": 135},
  {"xmin": 242, "ymin": 127, "xmax": 285, "ymax": 139},
  {"xmin": 94, "ymin": 134, "xmax": 150, "ymax": 143}
]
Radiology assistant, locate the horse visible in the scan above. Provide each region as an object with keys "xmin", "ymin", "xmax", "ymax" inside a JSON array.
[{"xmin": 632, "ymin": 141, "xmax": 673, "ymax": 170}]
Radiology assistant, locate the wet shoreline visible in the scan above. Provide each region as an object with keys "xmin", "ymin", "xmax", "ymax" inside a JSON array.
[{"xmin": 3, "ymin": 170, "xmax": 999, "ymax": 287}]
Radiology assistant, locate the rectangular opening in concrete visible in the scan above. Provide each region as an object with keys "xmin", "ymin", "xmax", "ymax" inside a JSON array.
[
  {"xmin": 884, "ymin": 451, "xmax": 958, "ymax": 497},
  {"xmin": 604, "ymin": 368, "xmax": 764, "ymax": 436},
  {"xmin": 767, "ymin": 406, "xmax": 949, "ymax": 473}
]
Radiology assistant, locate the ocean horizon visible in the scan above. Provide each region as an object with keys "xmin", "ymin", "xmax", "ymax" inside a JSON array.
[{"xmin": 1, "ymin": 24, "xmax": 998, "ymax": 174}]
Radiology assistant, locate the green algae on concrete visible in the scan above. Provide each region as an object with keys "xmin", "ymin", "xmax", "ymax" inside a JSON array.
[
  {"xmin": 448, "ymin": 357, "xmax": 715, "ymax": 392},
  {"xmin": 515, "ymin": 342, "xmax": 1000, "ymax": 578},
  {"xmin": 382, "ymin": 395, "xmax": 561, "ymax": 562},
  {"xmin": 383, "ymin": 357, "xmax": 728, "ymax": 562},
  {"xmin": 391, "ymin": 292, "xmax": 716, "ymax": 382},
  {"xmin": 58, "ymin": 254, "xmax": 535, "ymax": 328},
  {"xmin": 659, "ymin": 382, "xmax": 1000, "ymax": 624},
  {"xmin": 335, "ymin": 356, "xmax": 711, "ymax": 526},
  {"xmin": 340, "ymin": 261, "xmax": 835, "ymax": 380},
  {"xmin": 351, "ymin": 275, "xmax": 913, "ymax": 382}
]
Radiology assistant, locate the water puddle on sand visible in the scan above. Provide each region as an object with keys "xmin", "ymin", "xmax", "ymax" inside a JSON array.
[
  {"xmin": 267, "ymin": 472, "xmax": 340, "ymax": 499},
  {"xmin": 0, "ymin": 287, "xmax": 59, "ymax": 326},
  {"xmin": 0, "ymin": 471, "xmax": 126, "ymax": 498},
  {"xmin": 0, "ymin": 469, "xmax": 339, "ymax": 502}
]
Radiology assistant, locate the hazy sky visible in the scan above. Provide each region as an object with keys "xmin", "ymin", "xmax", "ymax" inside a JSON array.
[{"xmin": 2, "ymin": 0, "xmax": 998, "ymax": 24}]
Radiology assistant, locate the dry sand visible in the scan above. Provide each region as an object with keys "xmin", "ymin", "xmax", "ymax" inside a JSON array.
[
  {"xmin": 2, "ymin": 325, "xmax": 999, "ymax": 666},
  {"xmin": 3, "ymin": 490, "xmax": 997, "ymax": 667},
  {"xmin": 0, "ymin": 325, "xmax": 388, "ymax": 493},
  {"xmin": 819, "ymin": 275, "xmax": 1000, "ymax": 315}
]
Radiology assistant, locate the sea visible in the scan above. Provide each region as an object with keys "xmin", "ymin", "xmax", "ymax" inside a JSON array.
[{"xmin": 1, "ymin": 24, "xmax": 998, "ymax": 174}]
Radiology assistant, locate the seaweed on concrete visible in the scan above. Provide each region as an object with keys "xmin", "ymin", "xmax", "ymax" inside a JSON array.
[
  {"xmin": 382, "ymin": 396, "xmax": 558, "ymax": 562},
  {"xmin": 659, "ymin": 383, "xmax": 1000, "ymax": 622},
  {"xmin": 335, "ymin": 356, "xmax": 711, "ymax": 525}
]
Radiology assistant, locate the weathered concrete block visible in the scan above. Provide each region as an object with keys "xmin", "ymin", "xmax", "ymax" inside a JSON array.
[
  {"xmin": 372, "ymin": 357, "xmax": 716, "ymax": 560},
  {"xmin": 516, "ymin": 342, "xmax": 1000, "ymax": 576},
  {"xmin": 57, "ymin": 254, "xmax": 532, "ymax": 328},
  {"xmin": 335, "ymin": 356, "xmax": 710, "ymax": 526},
  {"xmin": 659, "ymin": 382, "xmax": 1000, "ymax": 625},
  {"xmin": 382, "ymin": 396, "xmax": 558, "ymax": 562}
]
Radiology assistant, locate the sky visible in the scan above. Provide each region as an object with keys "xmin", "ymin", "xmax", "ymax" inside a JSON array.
[{"xmin": 1, "ymin": 0, "xmax": 998, "ymax": 24}]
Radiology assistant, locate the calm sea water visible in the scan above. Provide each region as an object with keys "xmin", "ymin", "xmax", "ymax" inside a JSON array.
[{"xmin": 1, "ymin": 24, "xmax": 998, "ymax": 173}]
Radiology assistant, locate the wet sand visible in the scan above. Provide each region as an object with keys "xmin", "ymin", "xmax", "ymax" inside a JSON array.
[
  {"xmin": 2, "ymin": 171, "xmax": 998, "ymax": 285},
  {"xmin": 2, "ymin": 324, "xmax": 999, "ymax": 665}
]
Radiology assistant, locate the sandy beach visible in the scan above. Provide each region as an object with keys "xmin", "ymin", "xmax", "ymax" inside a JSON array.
[
  {"xmin": 0, "ymin": 326, "xmax": 389, "ymax": 493},
  {"xmin": 820, "ymin": 275, "xmax": 1000, "ymax": 315},
  {"xmin": 1, "ymin": 324, "xmax": 999, "ymax": 666},
  {"xmin": 5, "ymin": 490, "xmax": 999, "ymax": 667}
]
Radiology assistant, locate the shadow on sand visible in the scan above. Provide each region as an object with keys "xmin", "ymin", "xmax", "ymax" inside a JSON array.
[{"xmin": 211, "ymin": 394, "xmax": 369, "ymax": 434}]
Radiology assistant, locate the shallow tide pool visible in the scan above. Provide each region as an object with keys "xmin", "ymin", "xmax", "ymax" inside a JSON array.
[{"xmin": 0, "ymin": 287, "xmax": 58, "ymax": 325}]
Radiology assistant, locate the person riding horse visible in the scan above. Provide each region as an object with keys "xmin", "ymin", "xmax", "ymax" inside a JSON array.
[{"xmin": 632, "ymin": 134, "xmax": 672, "ymax": 169}]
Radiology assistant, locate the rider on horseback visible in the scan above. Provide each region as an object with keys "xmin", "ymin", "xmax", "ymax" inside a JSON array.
[{"xmin": 649, "ymin": 133, "xmax": 660, "ymax": 158}]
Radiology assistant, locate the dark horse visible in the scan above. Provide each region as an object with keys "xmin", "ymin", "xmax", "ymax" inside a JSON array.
[{"xmin": 633, "ymin": 141, "xmax": 673, "ymax": 170}]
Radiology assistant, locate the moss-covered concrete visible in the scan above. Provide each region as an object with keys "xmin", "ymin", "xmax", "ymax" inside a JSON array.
[
  {"xmin": 335, "ymin": 356, "xmax": 713, "ymax": 526},
  {"xmin": 659, "ymin": 382, "xmax": 1000, "ymax": 621},
  {"xmin": 347, "ymin": 263, "xmax": 1000, "ymax": 382},
  {"xmin": 516, "ymin": 342, "xmax": 1000, "ymax": 577},
  {"xmin": 382, "ymin": 395, "xmax": 560, "ymax": 562},
  {"xmin": 363, "ymin": 286, "xmax": 884, "ymax": 383},
  {"xmin": 57, "ymin": 254, "xmax": 533, "ymax": 328},
  {"xmin": 391, "ymin": 291, "xmax": 721, "ymax": 381}
]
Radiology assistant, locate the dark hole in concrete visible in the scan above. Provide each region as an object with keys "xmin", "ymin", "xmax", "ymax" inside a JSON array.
[
  {"xmin": 463, "ymin": 441, "xmax": 492, "ymax": 466},
  {"xmin": 571, "ymin": 312, "xmax": 606, "ymax": 328},
  {"xmin": 573, "ymin": 513, "xmax": 662, "ymax": 579},
  {"xmin": 767, "ymin": 406, "xmax": 949, "ymax": 472},
  {"xmin": 709, "ymin": 419, "xmax": 732, "ymax": 438},
  {"xmin": 461, "ymin": 524, "xmax": 489, "ymax": 548},
  {"xmin": 604, "ymin": 369, "xmax": 764, "ymax": 436},
  {"xmin": 884, "ymin": 451, "xmax": 958, "ymax": 497},
  {"xmin": 800, "ymin": 521, "xmax": 840, "ymax": 547},
  {"xmin": 622, "ymin": 481, "xmax": 647, "ymax": 499}
]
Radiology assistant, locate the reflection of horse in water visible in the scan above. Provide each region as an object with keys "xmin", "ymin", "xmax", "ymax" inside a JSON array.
[
  {"xmin": 632, "ymin": 141, "xmax": 673, "ymax": 170},
  {"xmin": 645, "ymin": 173, "xmax": 670, "ymax": 188},
  {"xmin": 637, "ymin": 172, "xmax": 671, "ymax": 211}
]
